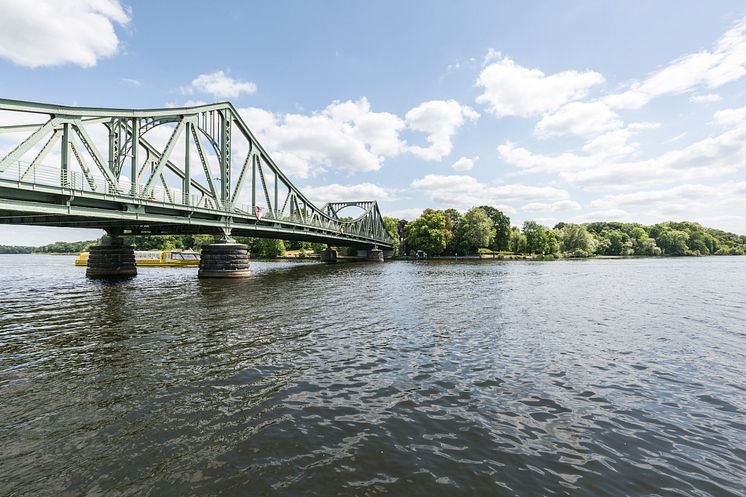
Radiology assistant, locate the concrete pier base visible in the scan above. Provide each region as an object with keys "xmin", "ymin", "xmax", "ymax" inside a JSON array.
[
  {"xmin": 86, "ymin": 237, "xmax": 137, "ymax": 278},
  {"xmin": 366, "ymin": 248, "xmax": 384, "ymax": 262},
  {"xmin": 198, "ymin": 242, "xmax": 251, "ymax": 278},
  {"xmin": 357, "ymin": 248, "xmax": 384, "ymax": 262},
  {"xmin": 320, "ymin": 247, "xmax": 338, "ymax": 263}
]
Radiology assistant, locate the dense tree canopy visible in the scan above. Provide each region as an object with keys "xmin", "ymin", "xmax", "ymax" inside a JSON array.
[
  {"xmin": 403, "ymin": 208, "xmax": 451, "ymax": 255},
  {"xmin": 458, "ymin": 208, "xmax": 496, "ymax": 253},
  {"xmin": 478, "ymin": 205, "xmax": 511, "ymax": 251},
  {"xmin": 396, "ymin": 209, "xmax": 745, "ymax": 257}
]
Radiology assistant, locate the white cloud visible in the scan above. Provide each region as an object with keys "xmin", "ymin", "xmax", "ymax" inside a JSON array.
[
  {"xmin": 411, "ymin": 174, "xmax": 571, "ymax": 210},
  {"xmin": 535, "ymin": 101, "xmax": 622, "ymax": 137},
  {"xmin": 604, "ymin": 18, "xmax": 746, "ymax": 110},
  {"xmin": 0, "ymin": 0, "xmax": 130, "ymax": 68},
  {"xmin": 384, "ymin": 207, "xmax": 425, "ymax": 220},
  {"xmin": 187, "ymin": 70, "xmax": 257, "ymax": 99},
  {"xmin": 690, "ymin": 93, "xmax": 722, "ymax": 103},
  {"xmin": 589, "ymin": 182, "xmax": 746, "ymax": 210},
  {"xmin": 451, "ymin": 156, "xmax": 478, "ymax": 171},
  {"xmin": 475, "ymin": 53, "xmax": 605, "ymax": 117},
  {"xmin": 499, "ymin": 114, "xmax": 746, "ymax": 192},
  {"xmin": 570, "ymin": 209, "xmax": 632, "ymax": 223},
  {"xmin": 119, "ymin": 77, "xmax": 141, "ymax": 87},
  {"xmin": 713, "ymin": 104, "xmax": 746, "ymax": 126},
  {"xmin": 581, "ymin": 129, "xmax": 638, "ymax": 158},
  {"xmin": 233, "ymin": 97, "xmax": 479, "ymax": 179},
  {"xmin": 521, "ymin": 200, "xmax": 581, "ymax": 212},
  {"xmin": 302, "ymin": 182, "xmax": 394, "ymax": 205},
  {"xmin": 237, "ymin": 98, "xmax": 405, "ymax": 178},
  {"xmin": 405, "ymin": 100, "xmax": 479, "ymax": 161},
  {"xmin": 586, "ymin": 182, "xmax": 746, "ymax": 234}
]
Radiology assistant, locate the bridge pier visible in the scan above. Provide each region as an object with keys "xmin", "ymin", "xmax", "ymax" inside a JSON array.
[
  {"xmin": 86, "ymin": 235, "xmax": 137, "ymax": 279},
  {"xmin": 198, "ymin": 238, "xmax": 251, "ymax": 278},
  {"xmin": 357, "ymin": 247, "xmax": 385, "ymax": 262},
  {"xmin": 320, "ymin": 247, "xmax": 338, "ymax": 263}
]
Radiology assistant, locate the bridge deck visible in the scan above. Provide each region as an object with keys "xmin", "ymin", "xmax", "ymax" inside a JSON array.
[{"xmin": 0, "ymin": 99, "xmax": 393, "ymax": 249}]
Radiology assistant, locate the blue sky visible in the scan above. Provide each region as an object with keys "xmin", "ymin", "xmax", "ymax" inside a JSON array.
[{"xmin": 1, "ymin": 0, "xmax": 746, "ymax": 245}]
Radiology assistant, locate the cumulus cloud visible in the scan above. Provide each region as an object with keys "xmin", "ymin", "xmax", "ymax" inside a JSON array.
[
  {"xmin": 521, "ymin": 200, "xmax": 581, "ymax": 212},
  {"xmin": 603, "ymin": 18, "xmax": 746, "ymax": 110},
  {"xmin": 535, "ymin": 101, "xmax": 622, "ymax": 138},
  {"xmin": 237, "ymin": 98, "xmax": 405, "ymax": 178},
  {"xmin": 302, "ymin": 182, "xmax": 395, "ymax": 205},
  {"xmin": 234, "ymin": 97, "xmax": 479, "ymax": 177},
  {"xmin": 499, "ymin": 119, "xmax": 746, "ymax": 191},
  {"xmin": 712, "ymin": 104, "xmax": 746, "ymax": 126},
  {"xmin": 385, "ymin": 207, "xmax": 426, "ymax": 220},
  {"xmin": 186, "ymin": 70, "xmax": 257, "ymax": 99},
  {"xmin": 0, "ymin": 0, "xmax": 130, "ymax": 68},
  {"xmin": 475, "ymin": 53, "xmax": 604, "ymax": 117},
  {"xmin": 690, "ymin": 93, "xmax": 722, "ymax": 104},
  {"xmin": 451, "ymin": 156, "xmax": 478, "ymax": 171},
  {"xmin": 411, "ymin": 174, "xmax": 571, "ymax": 209},
  {"xmin": 405, "ymin": 100, "xmax": 479, "ymax": 161},
  {"xmin": 588, "ymin": 182, "xmax": 746, "ymax": 210},
  {"xmin": 570, "ymin": 209, "xmax": 632, "ymax": 223}
]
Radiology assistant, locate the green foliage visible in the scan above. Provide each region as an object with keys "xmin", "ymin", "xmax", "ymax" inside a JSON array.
[
  {"xmin": 403, "ymin": 208, "xmax": 451, "ymax": 256},
  {"xmin": 259, "ymin": 239, "xmax": 286, "ymax": 258},
  {"xmin": 457, "ymin": 207, "xmax": 496, "ymax": 254},
  {"xmin": 0, "ymin": 245, "xmax": 35, "ymax": 254},
  {"xmin": 657, "ymin": 229, "xmax": 690, "ymax": 256},
  {"xmin": 522, "ymin": 221, "xmax": 558, "ymax": 255},
  {"xmin": 383, "ymin": 216, "xmax": 401, "ymax": 256},
  {"xmin": 509, "ymin": 227, "xmax": 527, "ymax": 254},
  {"xmin": 477, "ymin": 205, "xmax": 511, "ymax": 251},
  {"xmin": 559, "ymin": 224, "xmax": 597, "ymax": 257},
  {"xmin": 0, "ymin": 240, "xmax": 97, "ymax": 254}
]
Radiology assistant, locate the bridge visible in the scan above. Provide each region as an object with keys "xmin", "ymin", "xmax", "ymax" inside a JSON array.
[{"xmin": 0, "ymin": 98, "xmax": 394, "ymax": 277}]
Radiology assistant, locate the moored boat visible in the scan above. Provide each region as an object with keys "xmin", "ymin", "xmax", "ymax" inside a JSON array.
[{"xmin": 75, "ymin": 250, "xmax": 200, "ymax": 267}]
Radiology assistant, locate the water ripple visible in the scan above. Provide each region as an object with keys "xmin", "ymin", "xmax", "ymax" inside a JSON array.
[{"xmin": 1, "ymin": 255, "xmax": 745, "ymax": 496}]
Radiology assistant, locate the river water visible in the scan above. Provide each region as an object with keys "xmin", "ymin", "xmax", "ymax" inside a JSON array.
[{"xmin": 0, "ymin": 255, "xmax": 745, "ymax": 496}]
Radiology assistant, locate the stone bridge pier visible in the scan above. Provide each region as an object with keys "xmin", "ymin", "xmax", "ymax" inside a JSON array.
[
  {"xmin": 320, "ymin": 246, "xmax": 338, "ymax": 263},
  {"xmin": 198, "ymin": 231, "xmax": 251, "ymax": 278},
  {"xmin": 86, "ymin": 231, "xmax": 137, "ymax": 278},
  {"xmin": 357, "ymin": 246, "xmax": 384, "ymax": 262}
]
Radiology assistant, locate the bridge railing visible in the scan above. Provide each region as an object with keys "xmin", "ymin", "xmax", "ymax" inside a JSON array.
[{"xmin": 0, "ymin": 99, "xmax": 395, "ymax": 247}]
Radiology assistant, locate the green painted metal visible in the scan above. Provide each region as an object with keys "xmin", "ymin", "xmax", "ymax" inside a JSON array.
[{"xmin": 0, "ymin": 98, "xmax": 394, "ymax": 249}]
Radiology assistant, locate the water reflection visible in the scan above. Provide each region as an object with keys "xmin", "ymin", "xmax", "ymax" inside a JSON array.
[{"xmin": 1, "ymin": 255, "xmax": 745, "ymax": 496}]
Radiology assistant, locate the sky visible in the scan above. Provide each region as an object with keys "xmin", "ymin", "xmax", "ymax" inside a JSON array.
[{"xmin": 1, "ymin": 0, "xmax": 746, "ymax": 245}]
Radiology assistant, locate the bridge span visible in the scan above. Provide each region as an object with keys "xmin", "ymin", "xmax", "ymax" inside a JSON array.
[{"xmin": 0, "ymin": 99, "xmax": 394, "ymax": 277}]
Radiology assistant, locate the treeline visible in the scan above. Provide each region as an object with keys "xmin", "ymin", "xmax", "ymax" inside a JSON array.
[
  {"xmin": 0, "ymin": 240, "xmax": 98, "ymax": 254},
  {"xmin": 120, "ymin": 235, "xmax": 326, "ymax": 258},
  {"xmin": 0, "ymin": 235, "xmax": 322, "ymax": 258},
  {"xmin": 397, "ymin": 207, "xmax": 746, "ymax": 257}
]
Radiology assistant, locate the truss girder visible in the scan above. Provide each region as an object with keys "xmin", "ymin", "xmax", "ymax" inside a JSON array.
[{"xmin": 0, "ymin": 98, "xmax": 394, "ymax": 248}]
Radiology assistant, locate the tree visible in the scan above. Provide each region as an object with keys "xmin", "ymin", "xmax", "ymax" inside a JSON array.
[
  {"xmin": 559, "ymin": 223, "xmax": 596, "ymax": 257},
  {"xmin": 523, "ymin": 221, "xmax": 548, "ymax": 254},
  {"xmin": 259, "ymin": 239, "xmax": 286, "ymax": 258},
  {"xmin": 478, "ymin": 205, "xmax": 511, "ymax": 251},
  {"xmin": 509, "ymin": 227, "xmax": 527, "ymax": 253},
  {"xmin": 383, "ymin": 216, "xmax": 402, "ymax": 256},
  {"xmin": 605, "ymin": 230, "xmax": 633, "ymax": 255},
  {"xmin": 404, "ymin": 209, "xmax": 451, "ymax": 255},
  {"xmin": 657, "ymin": 229, "xmax": 689, "ymax": 255},
  {"xmin": 458, "ymin": 207, "xmax": 496, "ymax": 254},
  {"xmin": 443, "ymin": 209, "xmax": 462, "ymax": 255}
]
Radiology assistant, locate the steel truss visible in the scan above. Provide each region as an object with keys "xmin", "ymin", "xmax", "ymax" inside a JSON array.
[{"xmin": 0, "ymin": 99, "xmax": 393, "ymax": 248}]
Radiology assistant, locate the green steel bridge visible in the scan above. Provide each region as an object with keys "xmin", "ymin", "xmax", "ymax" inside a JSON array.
[{"xmin": 0, "ymin": 99, "xmax": 394, "ymax": 250}]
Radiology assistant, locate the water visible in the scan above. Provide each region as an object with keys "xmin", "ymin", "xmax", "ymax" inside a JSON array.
[{"xmin": 1, "ymin": 255, "xmax": 745, "ymax": 496}]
